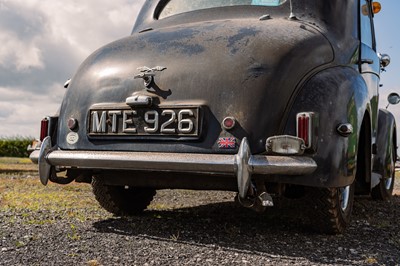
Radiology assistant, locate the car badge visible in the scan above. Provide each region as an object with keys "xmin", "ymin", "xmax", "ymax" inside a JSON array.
[
  {"xmin": 66, "ymin": 132, "xmax": 79, "ymax": 145},
  {"xmin": 218, "ymin": 137, "xmax": 236, "ymax": 149},
  {"xmin": 134, "ymin": 66, "xmax": 167, "ymax": 88}
]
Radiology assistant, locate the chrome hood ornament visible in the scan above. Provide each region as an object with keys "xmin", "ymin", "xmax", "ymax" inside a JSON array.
[{"xmin": 134, "ymin": 66, "xmax": 167, "ymax": 88}]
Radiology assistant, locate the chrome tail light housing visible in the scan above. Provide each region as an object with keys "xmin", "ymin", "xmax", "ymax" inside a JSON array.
[
  {"xmin": 296, "ymin": 112, "xmax": 318, "ymax": 151},
  {"xmin": 266, "ymin": 135, "xmax": 306, "ymax": 155}
]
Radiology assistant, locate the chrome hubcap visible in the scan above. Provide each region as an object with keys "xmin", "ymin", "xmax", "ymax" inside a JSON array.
[
  {"xmin": 340, "ymin": 186, "xmax": 350, "ymax": 211},
  {"xmin": 385, "ymin": 177, "xmax": 393, "ymax": 190},
  {"xmin": 385, "ymin": 162, "xmax": 395, "ymax": 190}
]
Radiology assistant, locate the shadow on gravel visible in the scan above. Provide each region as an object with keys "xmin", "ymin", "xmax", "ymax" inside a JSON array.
[{"xmin": 93, "ymin": 195, "xmax": 400, "ymax": 265}]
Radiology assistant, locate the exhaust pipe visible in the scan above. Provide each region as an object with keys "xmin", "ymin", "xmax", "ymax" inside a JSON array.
[{"xmin": 237, "ymin": 181, "xmax": 274, "ymax": 212}]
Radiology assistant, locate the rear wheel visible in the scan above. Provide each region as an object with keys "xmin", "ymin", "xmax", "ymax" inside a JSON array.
[
  {"xmin": 92, "ymin": 176, "xmax": 156, "ymax": 216},
  {"xmin": 307, "ymin": 183, "xmax": 355, "ymax": 234},
  {"xmin": 371, "ymin": 139, "xmax": 395, "ymax": 201}
]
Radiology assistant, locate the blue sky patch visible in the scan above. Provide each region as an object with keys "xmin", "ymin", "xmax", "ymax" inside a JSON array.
[{"xmin": 251, "ymin": 0, "xmax": 285, "ymax": 6}]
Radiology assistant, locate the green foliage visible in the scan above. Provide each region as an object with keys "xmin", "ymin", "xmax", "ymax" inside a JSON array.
[{"xmin": 0, "ymin": 137, "xmax": 34, "ymax": 158}]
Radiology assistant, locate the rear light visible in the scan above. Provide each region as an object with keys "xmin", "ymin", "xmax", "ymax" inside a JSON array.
[
  {"xmin": 40, "ymin": 117, "xmax": 49, "ymax": 141},
  {"xmin": 39, "ymin": 116, "xmax": 59, "ymax": 142},
  {"xmin": 265, "ymin": 112, "xmax": 318, "ymax": 155},
  {"xmin": 296, "ymin": 112, "xmax": 315, "ymax": 149}
]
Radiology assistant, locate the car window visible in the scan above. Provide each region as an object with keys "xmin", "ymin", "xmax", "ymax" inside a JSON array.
[
  {"xmin": 360, "ymin": 0, "xmax": 374, "ymax": 48},
  {"xmin": 158, "ymin": 0, "xmax": 287, "ymax": 19}
]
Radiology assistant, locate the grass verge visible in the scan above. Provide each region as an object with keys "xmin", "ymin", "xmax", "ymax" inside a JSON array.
[
  {"xmin": 0, "ymin": 157, "xmax": 37, "ymax": 172},
  {"xmin": 0, "ymin": 174, "xmax": 109, "ymax": 223}
]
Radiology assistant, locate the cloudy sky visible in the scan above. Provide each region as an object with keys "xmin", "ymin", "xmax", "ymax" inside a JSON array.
[
  {"xmin": 0, "ymin": 0, "xmax": 145, "ymax": 137},
  {"xmin": 0, "ymin": 0, "xmax": 399, "ymax": 139}
]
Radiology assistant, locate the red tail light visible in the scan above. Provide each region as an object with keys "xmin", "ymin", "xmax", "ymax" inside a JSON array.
[
  {"xmin": 296, "ymin": 113, "xmax": 313, "ymax": 148},
  {"xmin": 40, "ymin": 117, "xmax": 49, "ymax": 141},
  {"xmin": 222, "ymin": 117, "xmax": 236, "ymax": 130}
]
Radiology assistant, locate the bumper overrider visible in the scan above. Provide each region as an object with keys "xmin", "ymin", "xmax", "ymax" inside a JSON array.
[{"xmin": 30, "ymin": 137, "xmax": 317, "ymax": 199}]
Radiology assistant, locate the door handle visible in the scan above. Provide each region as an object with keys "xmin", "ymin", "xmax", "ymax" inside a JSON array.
[{"xmin": 361, "ymin": 59, "xmax": 374, "ymax": 64}]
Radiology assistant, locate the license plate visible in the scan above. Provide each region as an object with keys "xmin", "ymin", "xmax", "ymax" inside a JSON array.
[{"xmin": 88, "ymin": 107, "xmax": 200, "ymax": 138}]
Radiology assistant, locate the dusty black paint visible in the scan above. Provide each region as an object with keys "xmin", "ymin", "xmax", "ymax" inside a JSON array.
[
  {"xmin": 42, "ymin": 0, "xmax": 395, "ymax": 191},
  {"xmin": 227, "ymin": 27, "xmax": 261, "ymax": 54},
  {"xmin": 142, "ymin": 28, "xmax": 206, "ymax": 56}
]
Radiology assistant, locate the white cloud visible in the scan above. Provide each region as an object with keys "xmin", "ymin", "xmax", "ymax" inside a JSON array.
[
  {"xmin": 0, "ymin": 32, "xmax": 44, "ymax": 71},
  {"xmin": 0, "ymin": 0, "xmax": 145, "ymax": 137},
  {"xmin": 0, "ymin": 2, "xmax": 45, "ymax": 71},
  {"xmin": 0, "ymin": 85, "xmax": 65, "ymax": 136}
]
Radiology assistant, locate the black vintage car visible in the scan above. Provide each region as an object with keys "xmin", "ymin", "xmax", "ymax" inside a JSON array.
[{"xmin": 30, "ymin": 0, "xmax": 398, "ymax": 234}]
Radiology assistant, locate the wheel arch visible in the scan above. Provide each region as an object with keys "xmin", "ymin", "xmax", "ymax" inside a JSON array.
[{"xmin": 354, "ymin": 112, "xmax": 372, "ymax": 194}]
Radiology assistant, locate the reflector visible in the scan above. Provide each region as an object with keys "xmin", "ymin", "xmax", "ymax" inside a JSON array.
[{"xmin": 222, "ymin": 117, "xmax": 236, "ymax": 130}]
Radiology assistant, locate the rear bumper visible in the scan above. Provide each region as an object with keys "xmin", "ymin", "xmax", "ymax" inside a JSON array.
[{"xmin": 30, "ymin": 137, "xmax": 317, "ymax": 197}]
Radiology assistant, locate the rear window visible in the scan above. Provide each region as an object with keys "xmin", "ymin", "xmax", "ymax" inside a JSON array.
[{"xmin": 159, "ymin": 0, "xmax": 288, "ymax": 19}]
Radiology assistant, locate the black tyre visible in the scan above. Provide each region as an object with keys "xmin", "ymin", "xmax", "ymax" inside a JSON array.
[
  {"xmin": 307, "ymin": 182, "xmax": 355, "ymax": 234},
  {"xmin": 371, "ymin": 140, "xmax": 395, "ymax": 201},
  {"xmin": 92, "ymin": 176, "xmax": 156, "ymax": 216}
]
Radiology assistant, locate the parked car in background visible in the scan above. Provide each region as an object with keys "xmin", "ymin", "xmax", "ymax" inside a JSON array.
[{"xmin": 30, "ymin": 0, "xmax": 398, "ymax": 234}]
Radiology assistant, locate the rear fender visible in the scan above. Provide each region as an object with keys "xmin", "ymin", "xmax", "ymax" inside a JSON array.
[
  {"xmin": 372, "ymin": 109, "xmax": 397, "ymax": 188},
  {"xmin": 277, "ymin": 66, "xmax": 370, "ymax": 188}
]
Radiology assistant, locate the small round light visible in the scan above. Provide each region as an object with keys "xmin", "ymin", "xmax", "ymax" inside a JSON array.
[
  {"xmin": 372, "ymin": 2, "xmax": 381, "ymax": 14},
  {"xmin": 222, "ymin": 117, "xmax": 236, "ymax": 130},
  {"xmin": 67, "ymin": 118, "xmax": 78, "ymax": 130}
]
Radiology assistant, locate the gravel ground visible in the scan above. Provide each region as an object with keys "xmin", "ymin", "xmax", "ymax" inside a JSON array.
[{"xmin": 1, "ymin": 174, "xmax": 400, "ymax": 265}]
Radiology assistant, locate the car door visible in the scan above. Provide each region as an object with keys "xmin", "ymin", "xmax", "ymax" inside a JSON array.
[{"xmin": 359, "ymin": 0, "xmax": 380, "ymax": 138}]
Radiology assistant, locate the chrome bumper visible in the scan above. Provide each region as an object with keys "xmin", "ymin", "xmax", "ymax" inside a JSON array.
[{"xmin": 30, "ymin": 137, "xmax": 317, "ymax": 198}]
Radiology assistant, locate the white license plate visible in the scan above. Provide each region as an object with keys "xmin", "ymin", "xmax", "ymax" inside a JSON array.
[{"xmin": 88, "ymin": 107, "xmax": 200, "ymax": 137}]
